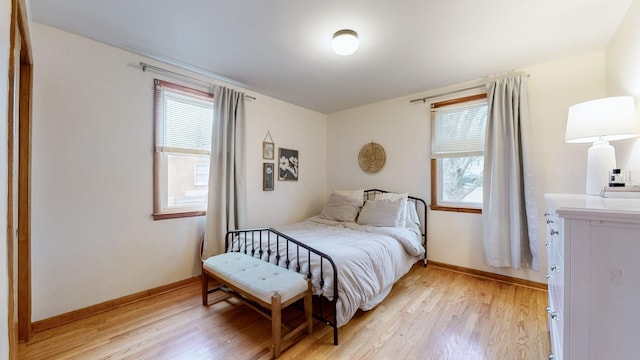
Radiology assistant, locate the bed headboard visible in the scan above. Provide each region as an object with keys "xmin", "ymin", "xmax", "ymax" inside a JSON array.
[{"xmin": 364, "ymin": 189, "xmax": 428, "ymax": 266}]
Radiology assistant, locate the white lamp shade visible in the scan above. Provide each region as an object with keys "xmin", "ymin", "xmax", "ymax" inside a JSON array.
[
  {"xmin": 332, "ymin": 29, "xmax": 359, "ymax": 56},
  {"xmin": 565, "ymin": 96, "xmax": 640, "ymax": 143}
]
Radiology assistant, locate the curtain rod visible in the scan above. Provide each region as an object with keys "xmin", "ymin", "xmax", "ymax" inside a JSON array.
[
  {"xmin": 409, "ymin": 73, "xmax": 530, "ymax": 104},
  {"xmin": 410, "ymin": 84, "xmax": 484, "ymax": 104},
  {"xmin": 139, "ymin": 62, "xmax": 256, "ymax": 101}
]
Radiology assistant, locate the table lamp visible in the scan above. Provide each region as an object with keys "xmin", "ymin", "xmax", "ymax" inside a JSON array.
[{"xmin": 565, "ymin": 96, "xmax": 640, "ymax": 195}]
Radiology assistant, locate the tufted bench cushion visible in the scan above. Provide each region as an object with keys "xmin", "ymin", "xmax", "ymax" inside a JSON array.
[{"xmin": 203, "ymin": 252, "xmax": 309, "ymax": 304}]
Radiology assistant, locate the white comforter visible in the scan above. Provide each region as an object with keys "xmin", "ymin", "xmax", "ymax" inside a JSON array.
[{"xmin": 271, "ymin": 216, "xmax": 425, "ymax": 327}]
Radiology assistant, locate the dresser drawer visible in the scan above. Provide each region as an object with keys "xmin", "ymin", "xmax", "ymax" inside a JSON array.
[
  {"xmin": 547, "ymin": 268, "xmax": 562, "ymax": 310},
  {"xmin": 545, "ymin": 215, "xmax": 563, "ymax": 259},
  {"xmin": 549, "ymin": 318, "xmax": 563, "ymax": 360}
]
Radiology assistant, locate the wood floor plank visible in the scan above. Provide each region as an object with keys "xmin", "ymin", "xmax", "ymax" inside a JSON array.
[{"xmin": 18, "ymin": 265, "xmax": 550, "ymax": 359}]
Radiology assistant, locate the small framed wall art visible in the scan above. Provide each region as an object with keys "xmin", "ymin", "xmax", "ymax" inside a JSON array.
[
  {"xmin": 263, "ymin": 131, "xmax": 274, "ymax": 160},
  {"xmin": 278, "ymin": 148, "xmax": 299, "ymax": 181},
  {"xmin": 263, "ymin": 163, "xmax": 274, "ymax": 191},
  {"xmin": 263, "ymin": 141, "xmax": 274, "ymax": 160}
]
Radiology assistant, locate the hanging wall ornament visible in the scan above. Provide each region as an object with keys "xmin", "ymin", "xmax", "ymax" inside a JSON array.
[{"xmin": 358, "ymin": 142, "xmax": 386, "ymax": 173}]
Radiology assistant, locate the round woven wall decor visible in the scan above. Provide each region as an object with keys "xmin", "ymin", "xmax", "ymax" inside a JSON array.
[{"xmin": 358, "ymin": 142, "xmax": 386, "ymax": 173}]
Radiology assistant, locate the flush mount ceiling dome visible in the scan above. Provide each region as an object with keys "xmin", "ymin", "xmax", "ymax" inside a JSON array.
[{"xmin": 332, "ymin": 29, "xmax": 359, "ymax": 56}]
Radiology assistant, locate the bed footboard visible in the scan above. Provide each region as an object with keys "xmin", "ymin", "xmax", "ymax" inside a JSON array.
[{"xmin": 225, "ymin": 227, "xmax": 340, "ymax": 345}]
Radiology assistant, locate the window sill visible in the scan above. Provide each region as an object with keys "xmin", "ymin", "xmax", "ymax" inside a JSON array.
[
  {"xmin": 430, "ymin": 205, "xmax": 482, "ymax": 214},
  {"xmin": 153, "ymin": 210, "xmax": 206, "ymax": 220}
]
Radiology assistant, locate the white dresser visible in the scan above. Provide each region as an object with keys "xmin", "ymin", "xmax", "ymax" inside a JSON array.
[{"xmin": 544, "ymin": 194, "xmax": 640, "ymax": 360}]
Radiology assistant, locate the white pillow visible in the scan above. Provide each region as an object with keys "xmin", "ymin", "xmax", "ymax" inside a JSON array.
[
  {"xmin": 405, "ymin": 201, "xmax": 421, "ymax": 234},
  {"xmin": 357, "ymin": 198, "xmax": 405, "ymax": 227},
  {"xmin": 334, "ymin": 189, "xmax": 364, "ymax": 206},
  {"xmin": 319, "ymin": 192, "xmax": 362, "ymax": 222},
  {"xmin": 374, "ymin": 192, "xmax": 408, "ymax": 226}
]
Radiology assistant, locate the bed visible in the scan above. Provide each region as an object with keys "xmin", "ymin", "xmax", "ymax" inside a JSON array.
[{"xmin": 223, "ymin": 189, "xmax": 427, "ymax": 345}]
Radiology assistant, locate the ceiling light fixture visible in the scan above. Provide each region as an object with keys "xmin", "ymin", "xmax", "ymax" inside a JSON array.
[{"xmin": 332, "ymin": 29, "xmax": 359, "ymax": 56}]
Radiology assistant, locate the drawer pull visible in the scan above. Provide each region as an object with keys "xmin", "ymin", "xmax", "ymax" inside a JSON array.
[
  {"xmin": 550, "ymin": 312, "xmax": 559, "ymax": 320},
  {"xmin": 546, "ymin": 274, "xmax": 552, "ymax": 280},
  {"xmin": 550, "ymin": 264, "xmax": 558, "ymax": 271},
  {"xmin": 546, "ymin": 306, "xmax": 552, "ymax": 313},
  {"xmin": 545, "ymin": 241, "xmax": 550, "ymax": 247},
  {"xmin": 549, "ymin": 355, "xmax": 555, "ymax": 360},
  {"xmin": 549, "ymin": 229, "xmax": 559, "ymax": 235},
  {"xmin": 546, "ymin": 219, "xmax": 554, "ymax": 224}
]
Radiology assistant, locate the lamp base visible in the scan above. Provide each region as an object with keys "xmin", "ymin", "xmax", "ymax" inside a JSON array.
[{"xmin": 586, "ymin": 140, "xmax": 616, "ymax": 195}]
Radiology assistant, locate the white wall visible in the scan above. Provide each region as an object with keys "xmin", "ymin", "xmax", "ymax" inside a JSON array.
[
  {"xmin": 0, "ymin": 0, "xmax": 11, "ymax": 356},
  {"xmin": 327, "ymin": 97, "xmax": 429, "ymax": 199},
  {"xmin": 30, "ymin": 23, "xmax": 326, "ymax": 321},
  {"xmin": 607, "ymin": 0, "xmax": 640, "ymax": 172},
  {"xmin": 327, "ymin": 51, "xmax": 607, "ymax": 283},
  {"xmin": 246, "ymin": 96, "xmax": 327, "ymax": 225}
]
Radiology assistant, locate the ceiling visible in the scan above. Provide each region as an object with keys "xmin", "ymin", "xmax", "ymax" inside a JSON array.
[{"xmin": 28, "ymin": 0, "xmax": 633, "ymax": 114}]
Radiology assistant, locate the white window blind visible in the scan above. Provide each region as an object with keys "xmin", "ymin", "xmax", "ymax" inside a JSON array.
[
  {"xmin": 154, "ymin": 80, "xmax": 213, "ymax": 155},
  {"xmin": 431, "ymin": 100, "xmax": 487, "ymax": 158}
]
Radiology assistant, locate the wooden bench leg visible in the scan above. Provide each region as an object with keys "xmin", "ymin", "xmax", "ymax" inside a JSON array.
[
  {"xmin": 201, "ymin": 272, "xmax": 209, "ymax": 306},
  {"xmin": 272, "ymin": 294, "xmax": 282, "ymax": 359}
]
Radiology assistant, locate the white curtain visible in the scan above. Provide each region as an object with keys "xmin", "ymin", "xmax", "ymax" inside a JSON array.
[
  {"xmin": 202, "ymin": 86, "xmax": 247, "ymax": 259},
  {"xmin": 482, "ymin": 74, "xmax": 538, "ymax": 270}
]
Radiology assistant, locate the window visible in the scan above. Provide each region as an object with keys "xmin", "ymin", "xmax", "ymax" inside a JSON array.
[
  {"xmin": 430, "ymin": 94, "xmax": 487, "ymax": 213},
  {"xmin": 153, "ymin": 79, "xmax": 213, "ymax": 219},
  {"xmin": 194, "ymin": 163, "xmax": 209, "ymax": 186}
]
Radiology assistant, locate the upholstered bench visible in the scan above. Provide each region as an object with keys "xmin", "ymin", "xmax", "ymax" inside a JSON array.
[{"xmin": 201, "ymin": 252, "xmax": 313, "ymax": 359}]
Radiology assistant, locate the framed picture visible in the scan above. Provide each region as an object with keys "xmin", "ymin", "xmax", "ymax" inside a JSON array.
[
  {"xmin": 263, "ymin": 141, "xmax": 274, "ymax": 160},
  {"xmin": 263, "ymin": 163, "xmax": 274, "ymax": 191},
  {"xmin": 278, "ymin": 148, "xmax": 299, "ymax": 181}
]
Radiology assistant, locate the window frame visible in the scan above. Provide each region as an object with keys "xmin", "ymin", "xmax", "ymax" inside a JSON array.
[
  {"xmin": 430, "ymin": 93, "xmax": 487, "ymax": 214},
  {"xmin": 152, "ymin": 79, "xmax": 213, "ymax": 220}
]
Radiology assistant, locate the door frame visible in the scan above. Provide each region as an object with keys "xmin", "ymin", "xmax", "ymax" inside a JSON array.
[{"xmin": 7, "ymin": 0, "xmax": 33, "ymax": 355}]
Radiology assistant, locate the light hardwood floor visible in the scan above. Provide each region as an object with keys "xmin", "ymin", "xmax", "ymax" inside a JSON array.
[{"xmin": 18, "ymin": 264, "xmax": 550, "ymax": 359}]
